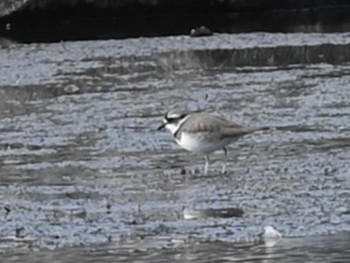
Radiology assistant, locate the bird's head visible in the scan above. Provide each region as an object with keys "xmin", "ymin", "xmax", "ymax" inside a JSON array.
[{"xmin": 157, "ymin": 110, "xmax": 189, "ymax": 134}]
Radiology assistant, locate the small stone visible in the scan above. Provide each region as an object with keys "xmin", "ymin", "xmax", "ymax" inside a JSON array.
[
  {"xmin": 330, "ymin": 214, "xmax": 341, "ymax": 225},
  {"xmin": 15, "ymin": 227, "xmax": 26, "ymax": 238},
  {"xmin": 262, "ymin": 226, "xmax": 282, "ymax": 239},
  {"xmin": 4, "ymin": 205, "xmax": 11, "ymax": 215},
  {"xmin": 64, "ymin": 84, "xmax": 80, "ymax": 94},
  {"xmin": 73, "ymin": 209, "xmax": 87, "ymax": 219},
  {"xmin": 194, "ymin": 168, "xmax": 201, "ymax": 174},
  {"xmin": 183, "ymin": 208, "xmax": 201, "ymax": 220},
  {"xmin": 260, "ymin": 226, "xmax": 282, "ymax": 247},
  {"xmin": 324, "ymin": 167, "xmax": 331, "ymax": 176},
  {"xmin": 190, "ymin": 26, "xmax": 213, "ymax": 37},
  {"xmin": 324, "ymin": 166, "xmax": 337, "ymax": 176}
]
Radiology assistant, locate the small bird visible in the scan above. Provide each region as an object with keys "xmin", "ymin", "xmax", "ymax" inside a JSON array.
[{"xmin": 157, "ymin": 110, "xmax": 269, "ymax": 175}]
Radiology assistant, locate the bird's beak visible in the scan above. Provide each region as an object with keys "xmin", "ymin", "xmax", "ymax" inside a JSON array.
[{"xmin": 157, "ymin": 123, "xmax": 166, "ymax": 131}]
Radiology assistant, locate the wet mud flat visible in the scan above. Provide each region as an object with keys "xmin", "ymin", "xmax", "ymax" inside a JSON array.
[{"xmin": 1, "ymin": 33, "xmax": 350, "ymax": 260}]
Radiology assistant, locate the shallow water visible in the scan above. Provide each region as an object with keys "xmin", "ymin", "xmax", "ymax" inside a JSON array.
[
  {"xmin": 2, "ymin": 234, "xmax": 350, "ymax": 262},
  {"xmin": 0, "ymin": 33, "xmax": 350, "ymax": 260}
]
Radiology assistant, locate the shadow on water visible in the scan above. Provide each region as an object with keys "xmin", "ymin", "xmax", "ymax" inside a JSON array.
[{"xmin": 1, "ymin": 33, "xmax": 350, "ymax": 260}]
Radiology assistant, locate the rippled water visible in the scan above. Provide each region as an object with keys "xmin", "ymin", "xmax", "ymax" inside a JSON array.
[
  {"xmin": 0, "ymin": 33, "xmax": 350, "ymax": 261},
  {"xmin": 2, "ymin": 234, "xmax": 350, "ymax": 262}
]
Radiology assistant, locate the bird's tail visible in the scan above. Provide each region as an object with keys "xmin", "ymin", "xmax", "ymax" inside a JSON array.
[{"xmin": 221, "ymin": 126, "xmax": 274, "ymax": 138}]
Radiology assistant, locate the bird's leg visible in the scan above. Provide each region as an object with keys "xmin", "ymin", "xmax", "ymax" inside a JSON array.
[
  {"xmin": 222, "ymin": 147, "xmax": 227, "ymax": 174},
  {"xmin": 204, "ymin": 155, "xmax": 210, "ymax": 175}
]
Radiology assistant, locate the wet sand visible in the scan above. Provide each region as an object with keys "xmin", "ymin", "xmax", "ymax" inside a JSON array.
[{"xmin": 0, "ymin": 33, "xmax": 350, "ymax": 260}]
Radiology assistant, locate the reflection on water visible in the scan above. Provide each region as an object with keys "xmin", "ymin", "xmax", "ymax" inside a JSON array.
[{"xmin": 2, "ymin": 234, "xmax": 350, "ymax": 262}]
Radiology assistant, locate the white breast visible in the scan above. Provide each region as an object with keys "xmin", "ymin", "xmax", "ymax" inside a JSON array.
[
  {"xmin": 164, "ymin": 115, "xmax": 191, "ymax": 135},
  {"xmin": 164, "ymin": 123, "xmax": 178, "ymax": 135},
  {"xmin": 176, "ymin": 132, "xmax": 234, "ymax": 154}
]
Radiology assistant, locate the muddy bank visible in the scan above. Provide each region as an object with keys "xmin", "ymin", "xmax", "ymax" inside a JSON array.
[{"xmin": 0, "ymin": 32, "xmax": 350, "ymax": 254}]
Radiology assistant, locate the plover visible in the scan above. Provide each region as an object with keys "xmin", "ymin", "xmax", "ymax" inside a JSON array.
[{"xmin": 157, "ymin": 110, "xmax": 269, "ymax": 174}]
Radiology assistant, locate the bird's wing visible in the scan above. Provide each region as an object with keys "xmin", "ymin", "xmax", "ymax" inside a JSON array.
[
  {"xmin": 181, "ymin": 113, "xmax": 266, "ymax": 139},
  {"xmin": 220, "ymin": 126, "xmax": 263, "ymax": 138},
  {"xmin": 180, "ymin": 113, "xmax": 245, "ymax": 135}
]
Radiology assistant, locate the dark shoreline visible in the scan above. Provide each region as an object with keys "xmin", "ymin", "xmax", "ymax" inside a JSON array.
[{"xmin": 1, "ymin": 1, "xmax": 350, "ymax": 43}]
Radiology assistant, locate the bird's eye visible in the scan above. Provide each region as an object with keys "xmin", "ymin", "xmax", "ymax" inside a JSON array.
[
  {"xmin": 167, "ymin": 117, "xmax": 177, "ymax": 123},
  {"xmin": 164, "ymin": 112, "xmax": 172, "ymax": 122}
]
